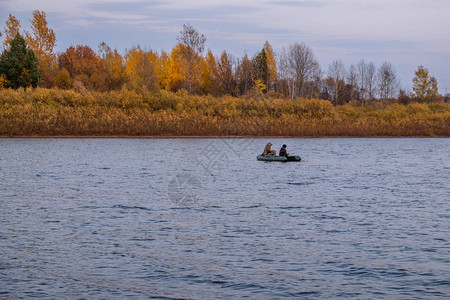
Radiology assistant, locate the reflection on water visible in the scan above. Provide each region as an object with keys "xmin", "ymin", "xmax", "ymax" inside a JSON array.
[{"xmin": 0, "ymin": 138, "xmax": 449, "ymax": 299}]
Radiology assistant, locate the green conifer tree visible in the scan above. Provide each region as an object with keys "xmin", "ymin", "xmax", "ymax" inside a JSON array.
[
  {"xmin": 0, "ymin": 33, "xmax": 41, "ymax": 88},
  {"xmin": 253, "ymin": 49, "xmax": 268, "ymax": 93}
]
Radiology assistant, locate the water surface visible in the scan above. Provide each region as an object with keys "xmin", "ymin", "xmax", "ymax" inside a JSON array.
[{"xmin": 1, "ymin": 138, "xmax": 449, "ymax": 299}]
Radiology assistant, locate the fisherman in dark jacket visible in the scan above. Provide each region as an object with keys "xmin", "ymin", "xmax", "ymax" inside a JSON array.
[{"xmin": 279, "ymin": 144, "xmax": 288, "ymax": 157}]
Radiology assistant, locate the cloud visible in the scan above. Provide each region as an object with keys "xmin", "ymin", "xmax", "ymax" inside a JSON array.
[
  {"xmin": 2, "ymin": 0, "xmax": 449, "ymax": 89},
  {"xmin": 227, "ymin": 0, "xmax": 450, "ymax": 52},
  {"xmin": 4, "ymin": 0, "xmax": 449, "ymax": 51},
  {"xmin": 1, "ymin": 1, "xmax": 151, "ymax": 25}
]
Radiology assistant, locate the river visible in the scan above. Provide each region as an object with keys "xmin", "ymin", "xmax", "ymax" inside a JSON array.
[{"xmin": 1, "ymin": 138, "xmax": 449, "ymax": 299}]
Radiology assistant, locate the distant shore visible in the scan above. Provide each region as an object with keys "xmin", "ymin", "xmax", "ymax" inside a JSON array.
[
  {"xmin": 1, "ymin": 88, "xmax": 449, "ymax": 137},
  {"xmin": 1, "ymin": 135, "xmax": 448, "ymax": 139}
]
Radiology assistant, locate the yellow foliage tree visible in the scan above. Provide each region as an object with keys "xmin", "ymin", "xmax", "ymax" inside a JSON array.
[
  {"xmin": 2, "ymin": 14, "xmax": 21, "ymax": 49},
  {"xmin": 98, "ymin": 42, "xmax": 126, "ymax": 90},
  {"xmin": 199, "ymin": 50, "xmax": 217, "ymax": 95},
  {"xmin": 124, "ymin": 46, "xmax": 158, "ymax": 91},
  {"xmin": 24, "ymin": 10, "xmax": 56, "ymax": 87},
  {"xmin": 0, "ymin": 75, "xmax": 8, "ymax": 88},
  {"xmin": 24, "ymin": 10, "xmax": 56, "ymax": 62},
  {"xmin": 264, "ymin": 41, "xmax": 277, "ymax": 91},
  {"xmin": 156, "ymin": 51, "xmax": 170, "ymax": 90},
  {"xmin": 255, "ymin": 78, "xmax": 267, "ymax": 92},
  {"xmin": 250, "ymin": 78, "xmax": 267, "ymax": 99},
  {"xmin": 161, "ymin": 44, "xmax": 184, "ymax": 92},
  {"xmin": 106, "ymin": 49, "xmax": 126, "ymax": 89},
  {"xmin": 55, "ymin": 68, "xmax": 72, "ymax": 89},
  {"xmin": 412, "ymin": 65, "xmax": 439, "ymax": 103}
]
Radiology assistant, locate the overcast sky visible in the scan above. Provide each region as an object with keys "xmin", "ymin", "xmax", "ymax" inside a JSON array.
[{"xmin": 1, "ymin": 0, "xmax": 449, "ymax": 93}]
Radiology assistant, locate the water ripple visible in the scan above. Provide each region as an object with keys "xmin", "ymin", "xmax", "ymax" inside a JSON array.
[{"xmin": 0, "ymin": 138, "xmax": 449, "ymax": 299}]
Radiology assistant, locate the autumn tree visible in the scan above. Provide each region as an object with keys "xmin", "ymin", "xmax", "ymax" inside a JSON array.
[
  {"xmin": 216, "ymin": 51, "xmax": 236, "ymax": 96},
  {"xmin": 124, "ymin": 46, "xmax": 158, "ymax": 92},
  {"xmin": 24, "ymin": 10, "xmax": 56, "ymax": 87},
  {"xmin": 156, "ymin": 50, "xmax": 171, "ymax": 90},
  {"xmin": 55, "ymin": 68, "xmax": 72, "ymax": 89},
  {"xmin": 235, "ymin": 53, "xmax": 253, "ymax": 96},
  {"xmin": 97, "ymin": 42, "xmax": 126, "ymax": 91},
  {"xmin": 0, "ymin": 34, "xmax": 41, "ymax": 88},
  {"xmin": 162, "ymin": 43, "xmax": 184, "ymax": 92},
  {"xmin": 133, "ymin": 53, "xmax": 158, "ymax": 92},
  {"xmin": 24, "ymin": 10, "xmax": 56, "ymax": 62},
  {"xmin": 263, "ymin": 41, "xmax": 277, "ymax": 91},
  {"xmin": 305, "ymin": 71, "xmax": 324, "ymax": 99},
  {"xmin": 412, "ymin": 65, "xmax": 439, "ymax": 103},
  {"xmin": 199, "ymin": 50, "xmax": 218, "ymax": 95},
  {"xmin": 2, "ymin": 14, "xmax": 21, "ymax": 49},
  {"xmin": 321, "ymin": 76, "xmax": 335, "ymax": 101},
  {"xmin": 152, "ymin": 50, "xmax": 168, "ymax": 90},
  {"xmin": 397, "ymin": 89, "xmax": 412, "ymax": 104},
  {"xmin": 176, "ymin": 24, "xmax": 206, "ymax": 94},
  {"xmin": 253, "ymin": 48, "xmax": 268, "ymax": 93},
  {"xmin": 377, "ymin": 62, "xmax": 399, "ymax": 99},
  {"xmin": 58, "ymin": 45, "xmax": 99, "ymax": 89}
]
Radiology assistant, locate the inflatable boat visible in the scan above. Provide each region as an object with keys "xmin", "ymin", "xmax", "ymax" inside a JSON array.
[{"xmin": 256, "ymin": 155, "xmax": 301, "ymax": 162}]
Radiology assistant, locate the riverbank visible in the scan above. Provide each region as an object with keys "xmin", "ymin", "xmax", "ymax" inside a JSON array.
[
  {"xmin": 0, "ymin": 135, "xmax": 445, "ymax": 139},
  {"xmin": 1, "ymin": 88, "xmax": 449, "ymax": 137}
]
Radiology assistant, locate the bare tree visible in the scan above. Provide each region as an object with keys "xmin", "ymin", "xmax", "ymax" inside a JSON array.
[
  {"xmin": 277, "ymin": 49, "xmax": 291, "ymax": 97},
  {"xmin": 177, "ymin": 24, "xmax": 206, "ymax": 94},
  {"xmin": 236, "ymin": 53, "xmax": 253, "ymax": 95},
  {"xmin": 278, "ymin": 48, "xmax": 294, "ymax": 98},
  {"xmin": 377, "ymin": 62, "xmax": 399, "ymax": 99},
  {"xmin": 177, "ymin": 24, "xmax": 206, "ymax": 55},
  {"xmin": 328, "ymin": 59, "xmax": 346, "ymax": 105},
  {"xmin": 279, "ymin": 43, "xmax": 320, "ymax": 99},
  {"xmin": 347, "ymin": 64, "xmax": 358, "ymax": 101},
  {"xmin": 366, "ymin": 62, "xmax": 376, "ymax": 99},
  {"xmin": 357, "ymin": 59, "xmax": 367, "ymax": 99},
  {"xmin": 356, "ymin": 59, "xmax": 376, "ymax": 102}
]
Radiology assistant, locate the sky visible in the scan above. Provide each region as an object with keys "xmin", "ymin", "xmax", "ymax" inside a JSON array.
[{"xmin": 1, "ymin": 0, "xmax": 449, "ymax": 93}]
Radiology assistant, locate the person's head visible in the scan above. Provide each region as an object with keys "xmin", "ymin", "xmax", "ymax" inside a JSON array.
[
  {"xmin": 267, "ymin": 142, "xmax": 272, "ymax": 146},
  {"xmin": 282, "ymin": 144, "xmax": 287, "ymax": 148}
]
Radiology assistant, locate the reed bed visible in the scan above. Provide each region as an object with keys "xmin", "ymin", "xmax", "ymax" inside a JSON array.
[{"xmin": 1, "ymin": 88, "xmax": 449, "ymax": 137}]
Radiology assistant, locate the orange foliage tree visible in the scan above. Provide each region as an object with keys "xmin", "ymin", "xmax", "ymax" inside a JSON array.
[{"xmin": 58, "ymin": 45, "xmax": 100, "ymax": 89}]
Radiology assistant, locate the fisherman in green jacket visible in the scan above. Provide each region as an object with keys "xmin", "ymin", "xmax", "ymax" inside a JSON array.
[{"xmin": 261, "ymin": 142, "xmax": 276, "ymax": 156}]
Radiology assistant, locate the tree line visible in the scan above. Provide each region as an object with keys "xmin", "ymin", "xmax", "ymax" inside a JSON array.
[{"xmin": 0, "ymin": 11, "xmax": 442, "ymax": 105}]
